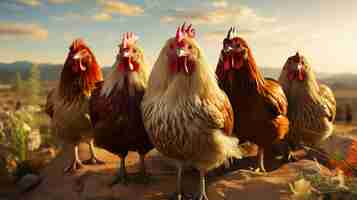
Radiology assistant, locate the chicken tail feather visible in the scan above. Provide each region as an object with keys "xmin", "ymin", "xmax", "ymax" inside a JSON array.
[{"xmin": 213, "ymin": 131, "xmax": 244, "ymax": 161}]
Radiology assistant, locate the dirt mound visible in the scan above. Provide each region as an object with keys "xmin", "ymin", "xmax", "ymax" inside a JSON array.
[{"xmin": 19, "ymin": 143, "xmax": 338, "ymax": 200}]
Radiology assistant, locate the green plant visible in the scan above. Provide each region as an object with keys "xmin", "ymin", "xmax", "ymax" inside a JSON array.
[
  {"xmin": 13, "ymin": 71, "xmax": 24, "ymax": 94},
  {"xmin": 27, "ymin": 64, "xmax": 41, "ymax": 105},
  {"xmin": 293, "ymin": 171, "xmax": 357, "ymax": 199},
  {"xmin": 11, "ymin": 119, "xmax": 29, "ymax": 162}
]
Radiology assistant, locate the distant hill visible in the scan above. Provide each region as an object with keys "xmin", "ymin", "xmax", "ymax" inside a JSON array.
[
  {"xmin": 0, "ymin": 61, "xmax": 60, "ymax": 83},
  {"xmin": 0, "ymin": 61, "xmax": 288, "ymax": 82},
  {"xmin": 0, "ymin": 61, "xmax": 111, "ymax": 84},
  {"xmin": 0, "ymin": 61, "xmax": 356, "ymax": 89}
]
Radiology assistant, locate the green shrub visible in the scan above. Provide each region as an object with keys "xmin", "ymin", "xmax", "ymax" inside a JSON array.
[{"xmin": 12, "ymin": 124, "xmax": 29, "ymax": 162}]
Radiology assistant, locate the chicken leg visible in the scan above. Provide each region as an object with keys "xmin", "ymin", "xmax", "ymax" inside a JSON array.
[
  {"xmin": 257, "ymin": 148, "xmax": 266, "ymax": 172},
  {"xmin": 83, "ymin": 139, "xmax": 105, "ymax": 165},
  {"xmin": 193, "ymin": 170, "xmax": 209, "ymax": 200},
  {"xmin": 111, "ymin": 156, "xmax": 127, "ymax": 186},
  {"xmin": 169, "ymin": 164, "xmax": 183, "ymax": 200},
  {"xmin": 64, "ymin": 144, "xmax": 84, "ymax": 173},
  {"xmin": 136, "ymin": 153, "xmax": 150, "ymax": 181}
]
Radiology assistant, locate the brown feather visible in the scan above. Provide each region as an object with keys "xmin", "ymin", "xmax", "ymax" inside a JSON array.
[
  {"xmin": 59, "ymin": 42, "xmax": 102, "ymax": 104},
  {"xmin": 216, "ymin": 36, "xmax": 289, "ymax": 169},
  {"xmin": 142, "ymin": 37, "xmax": 242, "ymax": 171},
  {"xmin": 89, "ymin": 43, "xmax": 153, "ymax": 157},
  {"xmin": 46, "ymin": 39, "xmax": 103, "ymax": 144},
  {"xmin": 278, "ymin": 53, "xmax": 336, "ymax": 146}
]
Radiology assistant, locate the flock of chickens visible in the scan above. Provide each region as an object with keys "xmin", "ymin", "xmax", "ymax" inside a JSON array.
[{"xmin": 45, "ymin": 23, "xmax": 336, "ymax": 200}]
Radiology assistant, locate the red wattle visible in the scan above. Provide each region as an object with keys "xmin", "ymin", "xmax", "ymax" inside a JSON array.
[
  {"xmin": 234, "ymin": 58, "xmax": 243, "ymax": 69},
  {"xmin": 79, "ymin": 60, "xmax": 86, "ymax": 71},
  {"xmin": 72, "ymin": 59, "xmax": 79, "ymax": 73},
  {"xmin": 298, "ymin": 70, "xmax": 305, "ymax": 81},
  {"xmin": 288, "ymin": 71, "xmax": 295, "ymax": 81},
  {"xmin": 72, "ymin": 65, "xmax": 78, "ymax": 73},
  {"xmin": 131, "ymin": 61, "xmax": 140, "ymax": 71},
  {"xmin": 223, "ymin": 58, "xmax": 230, "ymax": 70},
  {"xmin": 231, "ymin": 57, "xmax": 234, "ymax": 69},
  {"xmin": 169, "ymin": 61, "xmax": 178, "ymax": 73},
  {"xmin": 118, "ymin": 63, "xmax": 125, "ymax": 72}
]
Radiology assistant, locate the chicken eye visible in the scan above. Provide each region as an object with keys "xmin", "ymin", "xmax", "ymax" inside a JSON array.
[
  {"xmin": 133, "ymin": 49, "xmax": 137, "ymax": 54},
  {"xmin": 188, "ymin": 45, "xmax": 192, "ymax": 50},
  {"xmin": 169, "ymin": 43, "xmax": 175, "ymax": 49}
]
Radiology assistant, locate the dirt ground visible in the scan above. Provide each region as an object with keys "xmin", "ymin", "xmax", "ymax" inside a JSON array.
[{"xmin": 16, "ymin": 146, "xmax": 324, "ymax": 200}]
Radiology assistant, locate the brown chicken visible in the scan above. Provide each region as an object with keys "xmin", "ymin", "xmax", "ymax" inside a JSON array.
[
  {"xmin": 278, "ymin": 52, "xmax": 336, "ymax": 147},
  {"xmin": 89, "ymin": 32, "xmax": 153, "ymax": 185},
  {"xmin": 45, "ymin": 39, "xmax": 103, "ymax": 173},
  {"xmin": 142, "ymin": 23, "xmax": 242, "ymax": 200},
  {"xmin": 215, "ymin": 27, "xmax": 289, "ymax": 172}
]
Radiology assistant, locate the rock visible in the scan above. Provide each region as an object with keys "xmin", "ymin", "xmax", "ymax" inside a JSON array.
[
  {"xmin": 319, "ymin": 134, "xmax": 357, "ymax": 176},
  {"xmin": 22, "ymin": 145, "xmax": 340, "ymax": 200},
  {"xmin": 26, "ymin": 148, "xmax": 58, "ymax": 173},
  {"xmin": 17, "ymin": 174, "xmax": 42, "ymax": 193}
]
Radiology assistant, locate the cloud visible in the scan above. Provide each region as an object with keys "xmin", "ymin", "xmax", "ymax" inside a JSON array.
[
  {"xmin": 51, "ymin": 11, "xmax": 117, "ymax": 23},
  {"xmin": 211, "ymin": 0, "xmax": 227, "ymax": 8},
  {"xmin": 17, "ymin": 0, "xmax": 41, "ymax": 7},
  {"xmin": 47, "ymin": 0, "xmax": 78, "ymax": 4},
  {"xmin": 160, "ymin": 5, "xmax": 276, "ymax": 26},
  {"xmin": 204, "ymin": 28, "xmax": 256, "ymax": 41},
  {"xmin": 98, "ymin": 0, "xmax": 144, "ymax": 17},
  {"xmin": 143, "ymin": 0, "xmax": 163, "ymax": 10},
  {"xmin": 92, "ymin": 12, "xmax": 113, "ymax": 21},
  {"xmin": 161, "ymin": 8, "xmax": 229, "ymax": 24},
  {"xmin": 0, "ymin": 22, "xmax": 48, "ymax": 41},
  {"xmin": 51, "ymin": 12, "xmax": 80, "ymax": 21}
]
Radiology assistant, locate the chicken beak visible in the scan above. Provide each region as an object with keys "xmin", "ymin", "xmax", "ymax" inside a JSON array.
[
  {"xmin": 297, "ymin": 64, "xmax": 304, "ymax": 81},
  {"xmin": 73, "ymin": 50, "xmax": 87, "ymax": 71},
  {"xmin": 224, "ymin": 46, "xmax": 233, "ymax": 53},
  {"xmin": 79, "ymin": 60, "xmax": 87, "ymax": 71},
  {"xmin": 73, "ymin": 51, "xmax": 87, "ymax": 71},
  {"xmin": 123, "ymin": 51, "xmax": 130, "ymax": 58},
  {"xmin": 183, "ymin": 57, "xmax": 189, "ymax": 74},
  {"xmin": 128, "ymin": 58, "xmax": 134, "ymax": 71},
  {"xmin": 73, "ymin": 52, "xmax": 81, "ymax": 60},
  {"xmin": 176, "ymin": 48, "xmax": 187, "ymax": 57}
]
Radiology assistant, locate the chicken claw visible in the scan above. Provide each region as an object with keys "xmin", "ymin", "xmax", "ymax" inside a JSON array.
[
  {"xmin": 64, "ymin": 145, "xmax": 84, "ymax": 174},
  {"xmin": 110, "ymin": 157, "xmax": 128, "ymax": 186}
]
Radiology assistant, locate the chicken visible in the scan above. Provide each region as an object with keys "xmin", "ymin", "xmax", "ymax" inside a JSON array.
[
  {"xmin": 45, "ymin": 39, "xmax": 103, "ymax": 173},
  {"xmin": 278, "ymin": 52, "xmax": 336, "ymax": 147},
  {"xmin": 141, "ymin": 23, "xmax": 242, "ymax": 200},
  {"xmin": 215, "ymin": 27, "xmax": 289, "ymax": 172},
  {"xmin": 89, "ymin": 32, "xmax": 153, "ymax": 185}
]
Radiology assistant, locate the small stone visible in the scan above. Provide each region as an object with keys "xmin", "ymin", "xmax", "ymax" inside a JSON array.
[{"xmin": 17, "ymin": 174, "xmax": 41, "ymax": 193}]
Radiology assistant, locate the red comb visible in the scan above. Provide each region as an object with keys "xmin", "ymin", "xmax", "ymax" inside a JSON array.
[
  {"xmin": 122, "ymin": 32, "xmax": 138, "ymax": 48},
  {"xmin": 175, "ymin": 22, "xmax": 195, "ymax": 42}
]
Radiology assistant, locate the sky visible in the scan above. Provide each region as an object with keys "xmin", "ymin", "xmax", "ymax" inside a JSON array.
[{"xmin": 0, "ymin": 0, "xmax": 356, "ymax": 73}]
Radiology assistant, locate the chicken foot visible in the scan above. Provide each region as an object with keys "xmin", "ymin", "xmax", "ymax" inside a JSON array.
[
  {"xmin": 130, "ymin": 153, "xmax": 154, "ymax": 184},
  {"xmin": 169, "ymin": 163, "xmax": 184, "ymax": 200},
  {"xmin": 64, "ymin": 145, "xmax": 84, "ymax": 173},
  {"xmin": 193, "ymin": 170, "xmax": 209, "ymax": 200},
  {"xmin": 257, "ymin": 148, "xmax": 266, "ymax": 173},
  {"xmin": 83, "ymin": 139, "xmax": 105, "ymax": 165},
  {"xmin": 110, "ymin": 156, "xmax": 127, "ymax": 186}
]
